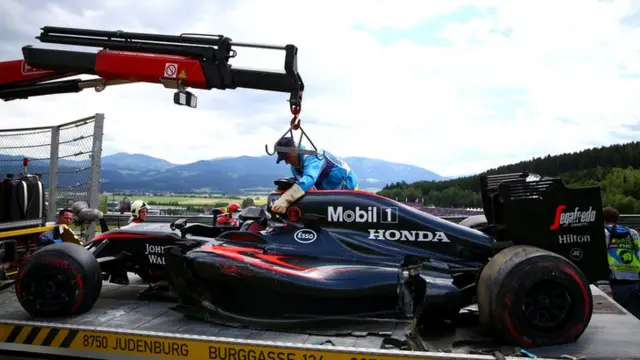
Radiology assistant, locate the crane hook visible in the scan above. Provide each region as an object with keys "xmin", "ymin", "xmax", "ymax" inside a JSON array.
[{"xmin": 265, "ymin": 103, "xmax": 324, "ymax": 160}]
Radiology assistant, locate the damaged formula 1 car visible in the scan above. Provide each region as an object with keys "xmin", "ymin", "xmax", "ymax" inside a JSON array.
[
  {"xmin": 2, "ymin": 26, "xmax": 611, "ymax": 350},
  {"xmin": 13, "ymin": 172, "xmax": 610, "ymax": 348},
  {"xmin": 161, "ymin": 173, "xmax": 611, "ymax": 348}
]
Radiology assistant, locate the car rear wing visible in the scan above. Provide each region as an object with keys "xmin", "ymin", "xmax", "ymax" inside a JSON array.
[
  {"xmin": 479, "ymin": 172, "xmax": 610, "ymax": 283},
  {"xmin": 479, "ymin": 172, "xmax": 530, "ymax": 225}
]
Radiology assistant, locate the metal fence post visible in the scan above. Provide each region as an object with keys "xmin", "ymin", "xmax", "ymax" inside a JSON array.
[
  {"xmin": 47, "ymin": 126, "xmax": 60, "ymax": 222},
  {"xmin": 85, "ymin": 113, "xmax": 104, "ymax": 239}
]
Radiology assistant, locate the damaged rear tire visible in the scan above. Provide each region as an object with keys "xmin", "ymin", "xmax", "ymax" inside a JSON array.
[
  {"xmin": 15, "ymin": 242, "xmax": 103, "ymax": 317},
  {"xmin": 477, "ymin": 245, "xmax": 593, "ymax": 347}
]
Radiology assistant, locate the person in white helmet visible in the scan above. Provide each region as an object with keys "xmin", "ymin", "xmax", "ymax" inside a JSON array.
[{"xmin": 129, "ymin": 200, "xmax": 149, "ymax": 224}]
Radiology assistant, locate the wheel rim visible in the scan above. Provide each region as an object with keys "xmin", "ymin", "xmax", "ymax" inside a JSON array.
[
  {"xmin": 522, "ymin": 279, "xmax": 572, "ymax": 331},
  {"xmin": 21, "ymin": 268, "xmax": 77, "ymax": 312}
]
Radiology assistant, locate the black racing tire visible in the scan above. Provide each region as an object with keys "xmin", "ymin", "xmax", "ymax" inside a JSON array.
[
  {"xmin": 477, "ymin": 245, "xmax": 593, "ymax": 347},
  {"xmin": 15, "ymin": 242, "xmax": 103, "ymax": 317},
  {"xmin": 458, "ymin": 214, "xmax": 487, "ymax": 229}
]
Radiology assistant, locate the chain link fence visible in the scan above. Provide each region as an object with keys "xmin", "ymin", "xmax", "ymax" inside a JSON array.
[{"xmin": 0, "ymin": 114, "xmax": 104, "ymax": 236}]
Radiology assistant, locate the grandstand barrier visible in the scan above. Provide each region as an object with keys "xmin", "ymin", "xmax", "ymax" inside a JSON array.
[{"xmin": 100, "ymin": 213, "xmax": 640, "ymax": 230}]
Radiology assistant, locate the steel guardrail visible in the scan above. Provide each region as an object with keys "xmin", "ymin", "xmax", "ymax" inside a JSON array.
[{"xmin": 102, "ymin": 213, "xmax": 640, "ymax": 229}]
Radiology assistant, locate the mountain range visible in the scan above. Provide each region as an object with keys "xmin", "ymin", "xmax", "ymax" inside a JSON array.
[{"xmin": 0, "ymin": 152, "xmax": 446, "ymax": 193}]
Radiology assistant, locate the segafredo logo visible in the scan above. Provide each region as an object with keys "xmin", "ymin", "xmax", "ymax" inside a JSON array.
[
  {"xmin": 368, "ymin": 229, "xmax": 450, "ymax": 242},
  {"xmin": 328, "ymin": 206, "xmax": 377, "ymax": 223},
  {"xmin": 294, "ymin": 229, "xmax": 317, "ymax": 244},
  {"xmin": 550, "ymin": 205, "xmax": 596, "ymax": 230}
]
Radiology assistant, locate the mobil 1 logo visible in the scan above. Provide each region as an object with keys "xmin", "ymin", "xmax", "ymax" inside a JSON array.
[{"xmin": 327, "ymin": 206, "xmax": 398, "ymax": 224}]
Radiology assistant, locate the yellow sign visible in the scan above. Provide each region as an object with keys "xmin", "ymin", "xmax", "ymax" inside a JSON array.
[
  {"xmin": 0, "ymin": 324, "xmax": 454, "ymax": 360},
  {"xmin": 178, "ymin": 70, "xmax": 187, "ymax": 79}
]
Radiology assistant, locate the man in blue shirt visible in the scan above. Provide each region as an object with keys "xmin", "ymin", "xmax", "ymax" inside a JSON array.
[
  {"xmin": 38, "ymin": 208, "xmax": 74, "ymax": 246},
  {"xmin": 271, "ymin": 136, "xmax": 359, "ymax": 214}
]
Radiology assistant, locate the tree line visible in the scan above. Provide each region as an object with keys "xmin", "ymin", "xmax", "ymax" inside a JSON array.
[{"xmin": 377, "ymin": 141, "xmax": 640, "ymax": 213}]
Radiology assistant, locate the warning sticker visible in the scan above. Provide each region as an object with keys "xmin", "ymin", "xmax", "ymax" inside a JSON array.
[
  {"xmin": 21, "ymin": 60, "xmax": 48, "ymax": 75},
  {"xmin": 164, "ymin": 63, "xmax": 178, "ymax": 78},
  {"xmin": 0, "ymin": 323, "xmax": 464, "ymax": 360},
  {"xmin": 178, "ymin": 69, "xmax": 187, "ymax": 79}
]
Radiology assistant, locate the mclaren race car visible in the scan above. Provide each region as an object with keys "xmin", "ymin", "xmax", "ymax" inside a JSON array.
[{"xmin": 13, "ymin": 172, "xmax": 610, "ymax": 349}]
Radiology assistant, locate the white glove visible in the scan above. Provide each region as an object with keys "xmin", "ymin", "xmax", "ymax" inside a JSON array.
[{"xmin": 271, "ymin": 183, "xmax": 305, "ymax": 214}]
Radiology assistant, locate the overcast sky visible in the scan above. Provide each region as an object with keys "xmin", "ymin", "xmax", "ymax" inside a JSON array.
[{"xmin": 1, "ymin": 0, "xmax": 639, "ymax": 177}]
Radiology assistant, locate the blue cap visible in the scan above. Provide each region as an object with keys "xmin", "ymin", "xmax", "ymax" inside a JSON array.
[{"xmin": 276, "ymin": 137, "xmax": 295, "ymax": 164}]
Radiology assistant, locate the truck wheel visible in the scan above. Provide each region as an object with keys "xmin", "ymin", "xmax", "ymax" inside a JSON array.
[
  {"xmin": 15, "ymin": 242, "xmax": 103, "ymax": 317},
  {"xmin": 458, "ymin": 215, "xmax": 487, "ymax": 229},
  {"xmin": 477, "ymin": 245, "xmax": 593, "ymax": 347}
]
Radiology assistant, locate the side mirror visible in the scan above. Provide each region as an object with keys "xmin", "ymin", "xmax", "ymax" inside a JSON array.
[
  {"xmin": 174, "ymin": 91, "xmax": 198, "ymax": 108},
  {"xmin": 170, "ymin": 218, "xmax": 188, "ymax": 231}
]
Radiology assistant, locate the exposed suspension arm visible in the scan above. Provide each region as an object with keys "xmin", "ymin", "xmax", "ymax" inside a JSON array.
[{"xmin": 0, "ymin": 26, "xmax": 304, "ymax": 110}]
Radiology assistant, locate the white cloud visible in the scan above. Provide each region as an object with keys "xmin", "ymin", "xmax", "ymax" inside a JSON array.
[{"xmin": 0, "ymin": 0, "xmax": 639, "ymax": 177}]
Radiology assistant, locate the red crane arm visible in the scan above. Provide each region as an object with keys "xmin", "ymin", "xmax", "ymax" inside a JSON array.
[{"xmin": 0, "ymin": 26, "xmax": 305, "ymax": 110}]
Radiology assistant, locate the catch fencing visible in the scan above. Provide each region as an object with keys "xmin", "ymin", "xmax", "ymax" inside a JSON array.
[{"xmin": 0, "ymin": 114, "xmax": 104, "ymax": 236}]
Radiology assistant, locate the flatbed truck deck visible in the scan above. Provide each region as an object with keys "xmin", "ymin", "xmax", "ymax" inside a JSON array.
[{"xmin": 0, "ymin": 276, "xmax": 637, "ymax": 360}]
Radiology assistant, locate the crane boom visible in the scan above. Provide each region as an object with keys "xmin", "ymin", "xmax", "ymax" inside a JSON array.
[{"xmin": 0, "ymin": 26, "xmax": 304, "ymax": 110}]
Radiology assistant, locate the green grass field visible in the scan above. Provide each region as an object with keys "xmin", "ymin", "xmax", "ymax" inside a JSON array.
[{"xmin": 101, "ymin": 194, "xmax": 268, "ymax": 207}]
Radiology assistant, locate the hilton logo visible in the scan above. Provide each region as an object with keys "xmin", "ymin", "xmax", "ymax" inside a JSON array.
[{"xmin": 557, "ymin": 234, "xmax": 591, "ymax": 244}]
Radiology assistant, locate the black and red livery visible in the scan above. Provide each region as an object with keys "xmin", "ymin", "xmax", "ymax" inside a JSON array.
[{"xmin": 159, "ymin": 175, "xmax": 609, "ymax": 348}]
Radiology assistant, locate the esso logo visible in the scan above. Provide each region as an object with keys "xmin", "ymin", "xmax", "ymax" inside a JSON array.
[{"xmin": 294, "ymin": 229, "xmax": 317, "ymax": 244}]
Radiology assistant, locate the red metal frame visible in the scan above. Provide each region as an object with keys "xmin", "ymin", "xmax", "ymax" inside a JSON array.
[
  {"xmin": 0, "ymin": 52, "xmax": 209, "ymax": 90},
  {"xmin": 0, "ymin": 60, "xmax": 73, "ymax": 87},
  {"xmin": 0, "ymin": 26, "xmax": 305, "ymax": 110}
]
